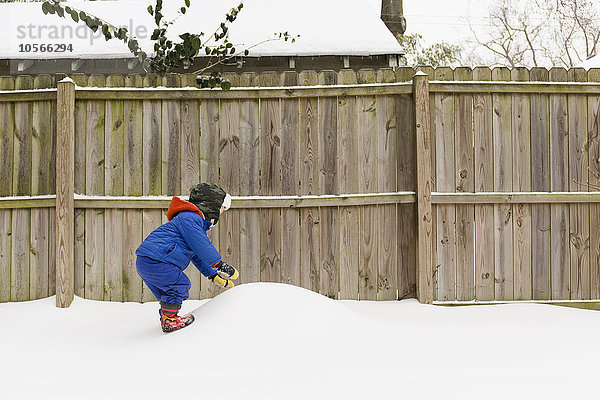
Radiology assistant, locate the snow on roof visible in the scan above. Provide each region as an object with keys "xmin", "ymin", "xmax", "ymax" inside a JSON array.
[{"xmin": 3, "ymin": 0, "xmax": 402, "ymax": 60}]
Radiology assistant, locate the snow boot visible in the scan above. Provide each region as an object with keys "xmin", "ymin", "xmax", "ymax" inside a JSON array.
[
  {"xmin": 214, "ymin": 261, "xmax": 239, "ymax": 280},
  {"xmin": 160, "ymin": 302, "xmax": 195, "ymax": 333}
]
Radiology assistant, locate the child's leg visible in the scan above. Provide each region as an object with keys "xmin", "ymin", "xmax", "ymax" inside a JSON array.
[{"xmin": 136, "ymin": 255, "xmax": 191, "ymax": 304}]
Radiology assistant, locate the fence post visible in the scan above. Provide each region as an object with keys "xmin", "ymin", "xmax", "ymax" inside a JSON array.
[
  {"xmin": 56, "ymin": 78, "xmax": 75, "ymax": 308},
  {"xmin": 413, "ymin": 72, "xmax": 434, "ymax": 304}
]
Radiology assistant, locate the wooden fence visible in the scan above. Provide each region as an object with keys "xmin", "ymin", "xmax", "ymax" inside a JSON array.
[{"xmin": 2, "ymin": 67, "xmax": 600, "ymax": 307}]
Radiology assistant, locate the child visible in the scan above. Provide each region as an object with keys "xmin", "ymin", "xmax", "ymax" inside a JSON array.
[{"xmin": 136, "ymin": 183, "xmax": 239, "ymax": 333}]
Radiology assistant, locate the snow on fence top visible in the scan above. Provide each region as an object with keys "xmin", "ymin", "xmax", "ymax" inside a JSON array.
[{"xmin": 2, "ymin": 0, "xmax": 403, "ymax": 60}]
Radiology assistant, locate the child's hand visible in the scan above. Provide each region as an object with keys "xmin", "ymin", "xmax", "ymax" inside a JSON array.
[
  {"xmin": 214, "ymin": 261, "xmax": 239, "ymax": 280},
  {"xmin": 209, "ymin": 273, "xmax": 234, "ymax": 288}
]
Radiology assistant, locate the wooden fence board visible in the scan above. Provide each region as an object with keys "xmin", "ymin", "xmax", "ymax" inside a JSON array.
[
  {"xmin": 376, "ymin": 70, "xmax": 398, "ymax": 299},
  {"xmin": 455, "ymin": 67, "xmax": 475, "ymax": 301},
  {"xmin": 318, "ymin": 71, "xmax": 339, "ymax": 299},
  {"xmin": 589, "ymin": 68, "xmax": 600, "ymax": 299},
  {"xmin": 299, "ymin": 71, "xmax": 320, "ymax": 292},
  {"xmin": 104, "ymin": 76, "xmax": 125, "ymax": 302},
  {"xmin": 338, "ymin": 69, "xmax": 359, "ymax": 300},
  {"xmin": 122, "ymin": 76, "xmax": 144, "ymax": 302},
  {"xmin": 0, "ymin": 77, "xmax": 15, "ymax": 197},
  {"xmin": 530, "ymin": 68, "xmax": 551, "ymax": 300},
  {"xmin": 219, "ymin": 77, "xmax": 241, "ymax": 294},
  {"xmin": 259, "ymin": 72, "xmax": 282, "ymax": 284},
  {"xmin": 180, "ymin": 98, "xmax": 201, "ymax": 300},
  {"xmin": 357, "ymin": 69, "xmax": 378, "ymax": 300},
  {"xmin": 162, "ymin": 95, "xmax": 181, "ymax": 196},
  {"xmin": 239, "ymin": 72, "xmax": 260, "ymax": 285},
  {"xmin": 141, "ymin": 209, "xmax": 161, "ymax": 303},
  {"xmin": 433, "ymin": 67, "xmax": 456, "ymax": 301},
  {"xmin": 280, "ymin": 72, "xmax": 301, "ymax": 287},
  {"xmin": 511, "ymin": 68, "xmax": 532, "ymax": 300},
  {"xmin": 14, "ymin": 76, "xmax": 33, "ymax": 196},
  {"xmin": 549, "ymin": 68, "xmax": 570, "ymax": 300},
  {"xmin": 29, "ymin": 75, "xmax": 53, "ymax": 300},
  {"xmin": 492, "ymin": 67, "xmax": 514, "ymax": 300},
  {"xmin": 473, "ymin": 67, "xmax": 494, "ymax": 301},
  {"xmin": 0, "ymin": 210, "xmax": 10, "ymax": 301},
  {"xmin": 396, "ymin": 74, "xmax": 416, "ymax": 299},
  {"xmin": 568, "ymin": 68, "xmax": 590, "ymax": 300},
  {"xmin": 11, "ymin": 209, "xmax": 29, "ymax": 301},
  {"xmin": 199, "ymin": 98, "xmax": 221, "ymax": 299},
  {"xmin": 84, "ymin": 75, "xmax": 106, "ymax": 301},
  {"xmin": 72, "ymin": 75, "xmax": 87, "ymax": 298}
]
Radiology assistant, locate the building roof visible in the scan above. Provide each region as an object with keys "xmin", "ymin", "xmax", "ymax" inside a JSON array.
[{"xmin": 3, "ymin": 0, "xmax": 402, "ymax": 60}]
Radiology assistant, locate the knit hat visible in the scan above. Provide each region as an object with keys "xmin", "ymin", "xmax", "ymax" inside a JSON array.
[{"xmin": 188, "ymin": 183, "xmax": 230, "ymax": 225}]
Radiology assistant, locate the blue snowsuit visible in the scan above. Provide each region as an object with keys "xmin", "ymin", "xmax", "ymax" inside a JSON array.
[{"xmin": 135, "ymin": 197, "xmax": 221, "ymax": 304}]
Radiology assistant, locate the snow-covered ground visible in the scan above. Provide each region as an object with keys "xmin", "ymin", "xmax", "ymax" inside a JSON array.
[{"xmin": 1, "ymin": 282, "xmax": 598, "ymax": 399}]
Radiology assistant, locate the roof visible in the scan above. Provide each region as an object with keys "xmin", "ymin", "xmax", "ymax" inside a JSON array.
[{"xmin": 3, "ymin": 0, "xmax": 402, "ymax": 60}]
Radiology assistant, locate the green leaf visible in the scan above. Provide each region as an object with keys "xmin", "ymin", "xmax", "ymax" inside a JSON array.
[
  {"xmin": 41, "ymin": 2, "xmax": 50, "ymax": 15},
  {"xmin": 56, "ymin": 6, "xmax": 64, "ymax": 17},
  {"xmin": 205, "ymin": 47, "xmax": 211, "ymax": 55},
  {"xmin": 185, "ymin": 0, "xmax": 190, "ymax": 7},
  {"xmin": 181, "ymin": 7, "xmax": 186, "ymax": 14},
  {"xmin": 244, "ymin": 49, "xmax": 249, "ymax": 56},
  {"xmin": 147, "ymin": 5, "xmax": 153, "ymax": 15},
  {"xmin": 70, "ymin": 11, "xmax": 79, "ymax": 23},
  {"xmin": 220, "ymin": 80, "xmax": 232, "ymax": 91}
]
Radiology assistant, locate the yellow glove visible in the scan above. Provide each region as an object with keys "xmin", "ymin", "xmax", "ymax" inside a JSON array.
[{"xmin": 209, "ymin": 273, "xmax": 234, "ymax": 288}]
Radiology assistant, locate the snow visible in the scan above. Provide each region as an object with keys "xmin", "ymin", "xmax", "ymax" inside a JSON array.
[
  {"xmin": 4, "ymin": 0, "xmax": 402, "ymax": 60},
  {"xmin": 1, "ymin": 282, "xmax": 598, "ymax": 399}
]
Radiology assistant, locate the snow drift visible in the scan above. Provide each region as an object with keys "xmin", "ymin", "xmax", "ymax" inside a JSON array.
[{"xmin": 0, "ymin": 282, "xmax": 598, "ymax": 399}]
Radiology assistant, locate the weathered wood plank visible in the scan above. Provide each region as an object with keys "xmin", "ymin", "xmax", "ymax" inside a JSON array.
[
  {"xmin": 11, "ymin": 78, "xmax": 33, "ymax": 301},
  {"xmin": 473, "ymin": 67, "xmax": 494, "ymax": 301},
  {"xmin": 454, "ymin": 67, "xmax": 475, "ymax": 301},
  {"xmin": 0, "ymin": 77, "xmax": 15, "ymax": 197},
  {"xmin": 123, "ymin": 209, "xmax": 143, "ymax": 302},
  {"xmin": 433, "ymin": 67, "xmax": 456, "ymax": 301},
  {"xmin": 219, "ymin": 74, "xmax": 241, "ymax": 295},
  {"xmin": 72, "ymin": 76, "xmax": 87, "ymax": 298},
  {"xmin": 280, "ymin": 71, "xmax": 301, "ymax": 288},
  {"xmin": 123, "ymin": 75, "xmax": 144, "ymax": 302},
  {"xmin": 512, "ymin": 67, "xmax": 532, "ymax": 300},
  {"xmin": 30, "ymin": 75, "xmax": 53, "ymax": 300},
  {"xmin": 568, "ymin": 68, "xmax": 590, "ymax": 300},
  {"xmin": 530, "ymin": 67, "xmax": 551, "ymax": 300},
  {"xmin": 162, "ymin": 90, "xmax": 181, "ymax": 196},
  {"xmin": 338, "ymin": 69, "xmax": 359, "ymax": 300},
  {"xmin": 104, "ymin": 75, "xmax": 124, "ymax": 302},
  {"xmin": 318, "ymin": 70, "xmax": 339, "ymax": 299},
  {"xmin": 141, "ymin": 209, "xmax": 162, "ymax": 303},
  {"xmin": 588, "ymin": 68, "xmax": 600, "ymax": 300},
  {"xmin": 376, "ymin": 69, "xmax": 398, "ymax": 300},
  {"xmin": 396, "ymin": 70, "xmax": 417, "ymax": 300},
  {"xmin": 550, "ymin": 68, "xmax": 571, "ymax": 300},
  {"xmin": 84, "ymin": 75, "xmax": 106, "ymax": 301},
  {"xmin": 11, "ymin": 209, "xmax": 29, "ymax": 301},
  {"xmin": 299, "ymin": 70, "xmax": 320, "ymax": 292},
  {"xmin": 238, "ymin": 72, "xmax": 260, "ymax": 285},
  {"xmin": 0, "ymin": 210, "xmax": 10, "ymax": 302},
  {"xmin": 14, "ymin": 76, "xmax": 33, "ymax": 196},
  {"xmin": 180, "ymin": 98, "xmax": 201, "ymax": 300},
  {"xmin": 357, "ymin": 69, "xmax": 378, "ymax": 301},
  {"xmin": 259, "ymin": 72, "xmax": 282, "ymax": 284},
  {"xmin": 199, "ymin": 96, "xmax": 221, "ymax": 299}
]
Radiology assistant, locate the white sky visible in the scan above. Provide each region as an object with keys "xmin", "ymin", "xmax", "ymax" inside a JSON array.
[{"xmin": 368, "ymin": 0, "xmax": 491, "ymax": 45}]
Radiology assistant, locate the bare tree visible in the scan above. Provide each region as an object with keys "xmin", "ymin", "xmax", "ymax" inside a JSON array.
[{"xmin": 470, "ymin": 0, "xmax": 600, "ymax": 67}]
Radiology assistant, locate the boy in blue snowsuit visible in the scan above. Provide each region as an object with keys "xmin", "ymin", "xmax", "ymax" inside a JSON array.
[{"xmin": 136, "ymin": 183, "xmax": 239, "ymax": 333}]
